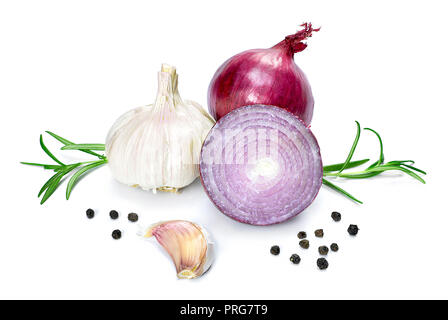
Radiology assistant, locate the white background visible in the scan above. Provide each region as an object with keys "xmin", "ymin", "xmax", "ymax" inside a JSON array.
[{"xmin": 0, "ymin": 0, "xmax": 447, "ymax": 299}]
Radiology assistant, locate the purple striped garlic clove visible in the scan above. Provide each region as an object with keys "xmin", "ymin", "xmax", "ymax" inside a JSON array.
[{"xmin": 143, "ymin": 220, "xmax": 214, "ymax": 279}]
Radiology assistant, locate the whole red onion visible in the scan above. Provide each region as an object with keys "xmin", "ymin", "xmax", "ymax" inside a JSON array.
[{"xmin": 208, "ymin": 23, "xmax": 319, "ymax": 125}]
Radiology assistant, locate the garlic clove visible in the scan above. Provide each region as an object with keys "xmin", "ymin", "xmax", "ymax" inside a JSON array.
[{"xmin": 143, "ymin": 220, "xmax": 214, "ymax": 279}]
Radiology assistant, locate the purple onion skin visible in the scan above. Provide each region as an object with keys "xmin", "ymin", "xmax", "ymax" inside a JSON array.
[{"xmin": 208, "ymin": 23, "xmax": 319, "ymax": 125}]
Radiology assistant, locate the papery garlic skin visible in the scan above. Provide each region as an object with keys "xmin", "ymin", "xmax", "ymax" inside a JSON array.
[
  {"xmin": 105, "ymin": 64, "xmax": 215, "ymax": 191},
  {"xmin": 143, "ymin": 220, "xmax": 214, "ymax": 279}
]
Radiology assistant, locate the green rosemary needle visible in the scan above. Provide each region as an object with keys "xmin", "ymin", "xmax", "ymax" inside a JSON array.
[{"xmin": 21, "ymin": 132, "xmax": 107, "ymax": 204}]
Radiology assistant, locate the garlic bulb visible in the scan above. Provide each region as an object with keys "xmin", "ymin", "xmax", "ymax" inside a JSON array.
[
  {"xmin": 105, "ymin": 64, "xmax": 215, "ymax": 191},
  {"xmin": 143, "ymin": 220, "xmax": 214, "ymax": 279}
]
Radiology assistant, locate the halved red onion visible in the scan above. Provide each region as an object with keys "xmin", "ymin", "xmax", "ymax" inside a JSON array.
[{"xmin": 200, "ymin": 105, "xmax": 323, "ymax": 226}]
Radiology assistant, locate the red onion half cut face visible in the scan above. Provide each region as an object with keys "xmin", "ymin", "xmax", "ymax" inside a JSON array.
[{"xmin": 199, "ymin": 105, "xmax": 323, "ymax": 226}]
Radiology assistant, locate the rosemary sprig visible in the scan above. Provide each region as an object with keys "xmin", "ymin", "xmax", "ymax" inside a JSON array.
[
  {"xmin": 21, "ymin": 132, "xmax": 107, "ymax": 204},
  {"xmin": 323, "ymin": 121, "xmax": 426, "ymax": 203}
]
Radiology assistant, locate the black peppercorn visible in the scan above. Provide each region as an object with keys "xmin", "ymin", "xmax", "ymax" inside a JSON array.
[
  {"xmin": 112, "ymin": 229, "xmax": 122, "ymax": 240},
  {"xmin": 330, "ymin": 243, "xmax": 339, "ymax": 252},
  {"xmin": 297, "ymin": 231, "xmax": 307, "ymax": 239},
  {"xmin": 318, "ymin": 245, "xmax": 329, "ymax": 255},
  {"xmin": 317, "ymin": 258, "xmax": 329, "ymax": 270},
  {"xmin": 299, "ymin": 239, "xmax": 310, "ymax": 249},
  {"xmin": 109, "ymin": 210, "xmax": 119, "ymax": 220},
  {"xmin": 86, "ymin": 208, "xmax": 95, "ymax": 219},
  {"xmin": 270, "ymin": 245, "xmax": 280, "ymax": 255},
  {"xmin": 331, "ymin": 211, "xmax": 341, "ymax": 222},
  {"xmin": 290, "ymin": 254, "xmax": 301, "ymax": 264},
  {"xmin": 314, "ymin": 229, "xmax": 324, "ymax": 238},
  {"xmin": 347, "ymin": 224, "xmax": 359, "ymax": 236},
  {"xmin": 128, "ymin": 212, "xmax": 139, "ymax": 222}
]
